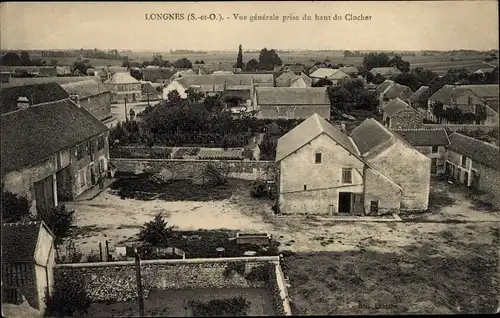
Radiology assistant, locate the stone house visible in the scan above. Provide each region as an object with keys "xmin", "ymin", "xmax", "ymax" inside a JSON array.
[
  {"xmin": 427, "ymin": 84, "xmax": 498, "ymax": 125},
  {"xmin": 309, "ymin": 68, "xmax": 350, "ymax": 85},
  {"xmin": 276, "ymin": 114, "xmax": 430, "ymax": 215},
  {"xmin": 1, "ymin": 221, "xmax": 56, "ymax": 315},
  {"xmin": 1, "ymin": 99, "xmax": 110, "ymax": 213},
  {"xmin": 379, "ymin": 83, "xmax": 414, "ymax": 110},
  {"xmin": 408, "ymin": 86, "xmax": 431, "ymax": 112},
  {"xmin": 253, "ymin": 87, "xmax": 331, "ymax": 119},
  {"xmin": 369, "ymin": 67, "xmax": 402, "ymax": 78},
  {"xmin": 444, "ymin": 133, "xmax": 500, "ymax": 206},
  {"xmin": 104, "ymin": 72, "xmax": 142, "ymax": 103},
  {"xmin": 61, "ymin": 79, "xmax": 112, "ymax": 121},
  {"xmin": 394, "ymin": 128, "xmax": 450, "ymax": 175},
  {"xmin": 289, "ymin": 73, "xmax": 312, "ymax": 88},
  {"xmin": 382, "ymin": 98, "xmax": 424, "ymax": 130}
]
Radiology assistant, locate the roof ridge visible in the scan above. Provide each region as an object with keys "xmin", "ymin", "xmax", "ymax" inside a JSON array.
[
  {"xmin": 2, "ymin": 220, "xmax": 41, "ymax": 226},
  {"xmin": 452, "ymin": 132, "xmax": 500, "ymax": 149}
]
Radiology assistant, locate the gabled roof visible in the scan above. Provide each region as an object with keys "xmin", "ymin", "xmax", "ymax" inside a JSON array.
[
  {"xmin": 369, "ymin": 67, "xmax": 402, "ymax": 76},
  {"xmin": 457, "ymin": 84, "xmax": 499, "ymax": 99},
  {"xmin": 350, "ymin": 118, "xmax": 394, "ymax": 156},
  {"xmin": 375, "ymin": 80, "xmax": 395, "ymax": 95},
  {"xmin": 175, "ymin": 74, "xmax": 274, "ymax": 89},
  {"xmin": 61, "ymin": 79, "xmax": 110, "ymax": 99},
  {"xmin": 0, "ymin": 82, "xmax": 69, "ymax": 114},
  {"xmin": 255, "ymin": 87, "xmax": 330, "ymax": 105},
  {"xmin": 105, "ymin": 72, "xmax": 140, "ymax": 84},
  {"xmin": 393, "ymin": 128, "xmax": 450, "ymax": 146},
  {"xmin": 448, "ymin": 133, "xmax": 500, "ymax": 170},
  {"xmin": 383, "ymin": 83, "xmax": 413, "ymax": 100},
  {"xmin": 428, "ymin": 85, "xmax": 478, "ymax": 104},
  {"xmin": 309, "ymin": 68, "xmax": 349, "ymax": 80},
  {"xmin": 339, "ymin": 66, "xmax": 359, "ymax": 74},
  {"xmin": 1, "ymin": 99, "xmax": 108, "ymax": 175},
  {"xmin": 383, "ymin": 98, "xmax": 411, "ymax": 117},
  {"xmin": 408, "ymin": 86, "xmax": 430, "ymax": 103},
  {"xmin": 1, "ymin": 221, "xmax": 53, "ymax": 263},
  {"xmin": 276, "ymin": 113, "xmax": 359, "ymax": 162},
  {"xmin": 291, "ymin": 73, "xmax": 312, "ymax": 87},
  {"xmin": 275, "ymin": 70, "xmax": 298, "ymax": 87}
]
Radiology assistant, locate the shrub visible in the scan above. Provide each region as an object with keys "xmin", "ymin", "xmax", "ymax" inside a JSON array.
[
  {"xmin": 45, "ymin": 271, "xmax": 92, "ymax": 317},
  {"xmin": 188, "ymin": 296, "xmax": 251, "ymax": 316},
  {"xmin": 245, "ymin": 264, "xmax": 271, "ymax": 282},
  {"xmin": 37, "ymin": 205, "xmax": 75, "ymax": 245},
  {"xmin": 223, "ymin": 262, "xmax": 246, "ymax": 278},
  {"xmin": 1, "ymin": 189, "xmax": 31, "ymax": 223},
  {"xmin": 138, "ymin": 213, "xmax": 174, "ymax": 247}
]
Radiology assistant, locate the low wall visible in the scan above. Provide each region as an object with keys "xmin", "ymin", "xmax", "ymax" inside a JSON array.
[
  {"xmin": 111, "ymin": 158, "xmax": 277, "ymax": 181},
  {"xmin": 423, "ymin": 124, "xmax": 498, "ymax": 134},
  {"xmin": 54, "ymin": 256, "xmax": 291, "ymax": 315}
]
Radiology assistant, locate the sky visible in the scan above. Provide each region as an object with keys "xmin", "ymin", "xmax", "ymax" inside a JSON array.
[{"xmin": 1, "ymin": 1, "xmax": 498, "ymax": 51}]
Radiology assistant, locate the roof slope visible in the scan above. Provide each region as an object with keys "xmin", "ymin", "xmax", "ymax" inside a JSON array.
[
  {"xmin": 383, "ymin": 83, "xmax": 413, "ymax": 100},
  {"xmin": 1, "ymin": 221, "xmax": 43, "ymax": 263},
  {"xmin": 1, "ymin": 76, "xmax": 92, "ymax": 88},
  {"xmin": 61, "ymin": 79, "xmax": 110, "ymax": 99},
  {"xmin": 339, "ymin": 66, "xmax": 359, "ymax": 74},
  {"xmin": 383, "ymin": 98, "xmax": 411, "ymax": 117},
  {"xmin": 310, "ymin": 68, "xmax": 349, "ymax": 80},
  {"xmin": 350, "ymin": 118, "xmax": 394, "ymax": 156},
  {"xmin": 448, "ymin": 133, "xmax": 500, "ymax": 170},
  {"xmin": 105, "ymin": 72, "xmax": 140, "ymax": 84},
  {"xmin": 276, "ymin": 113, "xmax": 359, "ymax": 162},
  {"xmin": 370, "ymin": 67, "xmax": 402, "ymax": 76},
  {"xmin": 291, "ymin": 73, "xmax": 312, "ymax": 87},
  {"xmin": 375, "ymin": 80, "xmax": 395, "ymax": 95},
  {"xmin": 393, "ymin": 128, "xmax": 450, "ymax": 146},
  {"xmin": 255, "ymin": 87, "xmax": 329, "ymax": 105},
  {"xmin": 176, "ymin": 74, "xmax": 274, "ymax": 89},
  {"xmin": 0, "ymin": 82, "xmax": 69, "ymax": 114},
  {"xmin": 408, "ymin": 86, "xmax": 430, "ymax": 103},
  {"xmin": 458, "ymin": 84, "xmax": 499, "ymax": 98},
  {"xmin": 1, "ymin": 99, "xmax": 108, "ymax": 174},
  {"xmin": 275, "ymin": 70, "xmax": 298, "ymax": 87},
  {"xmin": 428, "ymin": 84, "xmax": 475, "ymax": 104}
]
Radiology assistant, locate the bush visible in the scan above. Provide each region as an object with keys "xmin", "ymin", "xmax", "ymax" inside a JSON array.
[
  {"xmin": 188, "ymin": 296, "xmax": 251, "ymax": 316},
  {"xmin": 223, "ymin": 262, "xmax": 246, "ymax": 278},
  {"xmin": 45, "ymin": 271, "xmax": 92, "ymax": 317},
  {"xmin": 37, "ymin": 205, "xmax": 75, "ymax": 245},
  {"xmin": 138, "ymin": 213, "xmax": 174, "ymax": 247},
  {"xmin": 1, "ymin": 190, "xmax": 31, "ymax": 223}
]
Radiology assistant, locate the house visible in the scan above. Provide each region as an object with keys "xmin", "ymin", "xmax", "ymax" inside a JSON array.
[
  {"xmin": 1, "ymin": 221, "xmax": 56, "ymax": 315},
  {"xmin": 458, "ymin": 84, "xmax": 499, "ymax": 114},
  {"xmin": 0, "ymin": 82, "xmax": 69, "ymax": 114},
  {"xmin": 276, "ymin": 114, "xmax": 430, "ymax": 215},
  {"xmin": 339, "ymin": 66, "xmax": 360, "ymax": 76},
  {"xmin": 197, "ymin": 63, "xmax": 235, "ymax": 74},
  {"xmin": 163, "ymin": 74, "xmax": 274, "ymax": 100},
  {"xmin": 290, "ymin": 73, "xmax": 313, "ymax": 88},
  {"xmin": 309, "ymin": 68, "xmax": 350, "ymax": 85},
  {"xmin": 275, "ymin": 70, "xmax": 300, "ymax": 87},
  {"xmin": 308, "ymin": 64, "xmax": 326, "ymax": 75},
  {"xmin": 444, "ymin": 133, "xmax": 500, "ymax": 205},
  {"xmin": 274, "ymin": 64, "xmax": 308, "ymax": 74},
  {"xmin": 104, "ymin": 72, "xmax": 142, "ymax": 103},
  {"xmin": 253, "ymin": 87, "xmax": 331, "ymax": 119},
  {"xmin": 427, "ymin": 85, "xmax": 499, "ymax": 125},
  {"xmin": 369, "ymin": 67, "xmax": 402, "ymax": 78},
  {"xmin": 408, "ymin": 86, "xmax": 431, "ymax": 112},
  {"xmin": 61, "ymin": 79, "xmax": 112, "ymax": 121},
  {"xmin": 380, "ymin": 83, "xmax": 414, "ymax": 109},
  {"xmin": 394, "ymin": 128, "xmax": 450, "ymax": 175},
  {"xmin": 1, "ymin": 99, "xmax": 110, "ymax": 213},
  {"xmin": 374, "ymin": 80, "xmax": 395, "ymax": 97},
  {"xmin": 382, "ymin": 98, "xmax": 424, "ymax": 130}
]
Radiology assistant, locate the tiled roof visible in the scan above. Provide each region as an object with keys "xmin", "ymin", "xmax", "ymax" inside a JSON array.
[
  {"xmin": 275, "ymin": 70, "xmax": 298, "ymax": 87},
  {"xmin": 350, "ymin": 118, "xmax": 394, "ymax": 156},
  {"xmin": 383, "ymin": 83, "xmax": 413, "ymax": 100},
  {"xmin": 255, "ymin": 87, "xmax": 330, "ymax": 105},
  {"xmin": 197, "ymin": 148, "xmax": 244, "ymax": 160},
  {"xmin": 1, "ymin": 76, "xmax": 94, "ymax": 88},
  {"xmin": 458, "ymin": 84, "xmax": 499, "ymax": 99},
  {"xmin": 176, "ymin": 74, "xmax": 274, "ymax": 89},
  {"xmin": 428, "ymin": 85, "xmax": 477, "ymax": 104},
  {"xmin": 0, "ymin": 82, "xmax": 69, "ymax": 114},
  {"xmin": 1, "ymin": 99, "xmax": 108, "ymax": 175},
  {"xmin": 408, "ymin": 86, "xmax": 430, "ymax": 103},
  {"xmin": 369, "ymin": 67, "xmax": 402, "ymax": 76},
  {"xmin": 61, "ymin": 79, "xmax": 110, "ymax": 99},
  {"xmin": 383, "ymin": 98, "xmax": 411, "ymax": 117},
  {"xmin": 309, "ymin": 68, "xmax": 349, "ymax": 80},
  {"xmin": 393, "ymin": 128, "xmax": 450, "ymax": 146},
  {"xmin": 290, "ymin": 73, "xmax": 312, "ymax": 87},
  {"xmin": 1, "ymin": 221, "xmax": 46, "ymax": 263},
  {"xmin": 448, "ymin": 133, "xmax": 500, "ymax": 170},
  {"xmin": 375, "ymin": 80, "xmax": 395, "ymax": 95},
  {"xmin": 105, "ymin": 72, "xmax": 140, "ymax": 84},
  {"xmin": 339, "ymin": 66, "xmax": 359, "ymax": 74},
  {"xmin": 276, "ymin": 113, "xmax": 359, "ymax": 162}
]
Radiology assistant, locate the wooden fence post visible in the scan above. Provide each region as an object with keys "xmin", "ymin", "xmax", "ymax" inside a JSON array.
[{"xmin": 135, "ymin": 249, "xmax": 145, "ymax": 317}]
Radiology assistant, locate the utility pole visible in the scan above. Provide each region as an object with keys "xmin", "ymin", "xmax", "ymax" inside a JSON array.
[
  {"xmin": 124, "ymin": 97, "xmax": 128, "ymax": 122},
  {"xmin": 135, "ymin": 249, "xmax": 145, "ymax": 317}
]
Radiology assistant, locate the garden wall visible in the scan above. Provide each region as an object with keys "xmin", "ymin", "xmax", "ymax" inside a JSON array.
[
  {"xmin": 422, "ymin": 124, "xmax": 498, "ymax": 134},
  {"xmin": 111, "ymin": 158, "xmax": 277, "ymax": 181},
  {"xmin": 54, "ymin": 256, "xmax": 292, "ymax": 315}
]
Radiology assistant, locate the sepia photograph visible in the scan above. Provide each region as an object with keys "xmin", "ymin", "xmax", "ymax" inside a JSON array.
[{"xmin": 0, "ymin": 0, "xmax": 499, "ymax": 316}]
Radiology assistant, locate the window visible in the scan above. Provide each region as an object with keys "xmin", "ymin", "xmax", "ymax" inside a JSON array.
[
  {"xmin": 97, "ymin": 136, "xmax": 105, "ymax": 150},
  {"xmin": 370, "ymin": 200, "xmax": 379, "ymax": 214},
  {"xmin": 461, "ymin": 155, "xmax": 467, "ymax": 167},
  {"xmin": 315, "ymin": 153, "xmax": 322, "ymax": 164},
  {"xmin": 79, "ymin": 169, "xmax": 86, "ymax": 187},
  {"xmin": 99, "ymin": 158, "xmax": 105, "ymax": 173},
  {"xmin": 303, "ymin": 185, "xmax": 307, "ymax": 191},
  {"xmin": 76, "ymin": 144, "xmax": 85, "ymax": 161},
  {"xmin": 431, "ymin": 146, "xmax": 439, "ymax": 153},
  {"xmin": 342, "ymin": 168, "xmax": 353, "ymax": 184}
]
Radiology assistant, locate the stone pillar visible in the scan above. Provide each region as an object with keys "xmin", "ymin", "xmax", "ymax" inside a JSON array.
[{"xmin": 52, "ymin": 173, "xmax": 58, "ymax": 207}]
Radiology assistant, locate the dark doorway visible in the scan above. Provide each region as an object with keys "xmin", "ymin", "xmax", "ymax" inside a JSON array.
[
  {"xmin": 90, "ymin": 166, "xmax": 96, "ymax": 186},
  {"xmin": 34, "ymin": 176, "xmax": 55, "ymax": 214},
  {"xmin": 338, "ymin": 192, "xmax": 352, "ymax": 214},
  {"xmin": 431, "ymin": 158, "xmax": 438, "ymax": 174}
]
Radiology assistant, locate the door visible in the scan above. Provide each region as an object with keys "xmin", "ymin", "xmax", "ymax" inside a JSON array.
[
  {"xmin": 34, "ymin": 176, "xmax": 55, "ymax": 214},
  {"xmin": 338, "ymin": 192, "xmax": 352, "ymax": 214},
  {"xmin": 90, "ymin": 165, "xmax": 96, "ymax": 186},
  {"xmin": 464, "ymin": 171, "xmax": 469, "ymax": 186},
  {"xmin": 431, "ymin": 158, "xmax": 438, "ymax": 174}
]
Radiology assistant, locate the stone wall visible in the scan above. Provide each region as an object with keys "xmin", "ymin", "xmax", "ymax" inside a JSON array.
[
  {"xmin": 423, "ymin": 124, "xmax": 498, "ymax": 134},
  {"xmin": 111, "ymin": 158, "xmax": 277, "ymax": 181},
  {"xmin": 53, "ymin": 257, "xmax": 289, "ymax": 314}
]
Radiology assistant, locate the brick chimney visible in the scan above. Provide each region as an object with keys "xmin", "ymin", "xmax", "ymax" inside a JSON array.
[{"xmin": 17, "ymin": 96, "xmax": 30, "ymax": 109}]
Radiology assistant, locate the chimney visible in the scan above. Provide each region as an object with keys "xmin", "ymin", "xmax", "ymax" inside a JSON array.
[
  {"xmin": 17, "ymin": 96, "xmax": 30, "ymax": 109},
  {"xmin": 341, "ymin": 123, "xmax": 346, "ymax": 133},
  {"xmin": 69, "ymin": 94, "xmax": 81, "ymax": 107}
]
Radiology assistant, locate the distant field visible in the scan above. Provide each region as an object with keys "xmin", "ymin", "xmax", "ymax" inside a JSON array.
[{"xmin": 32, "ymin": 52, "xmax": 491, "ymax": 73}]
